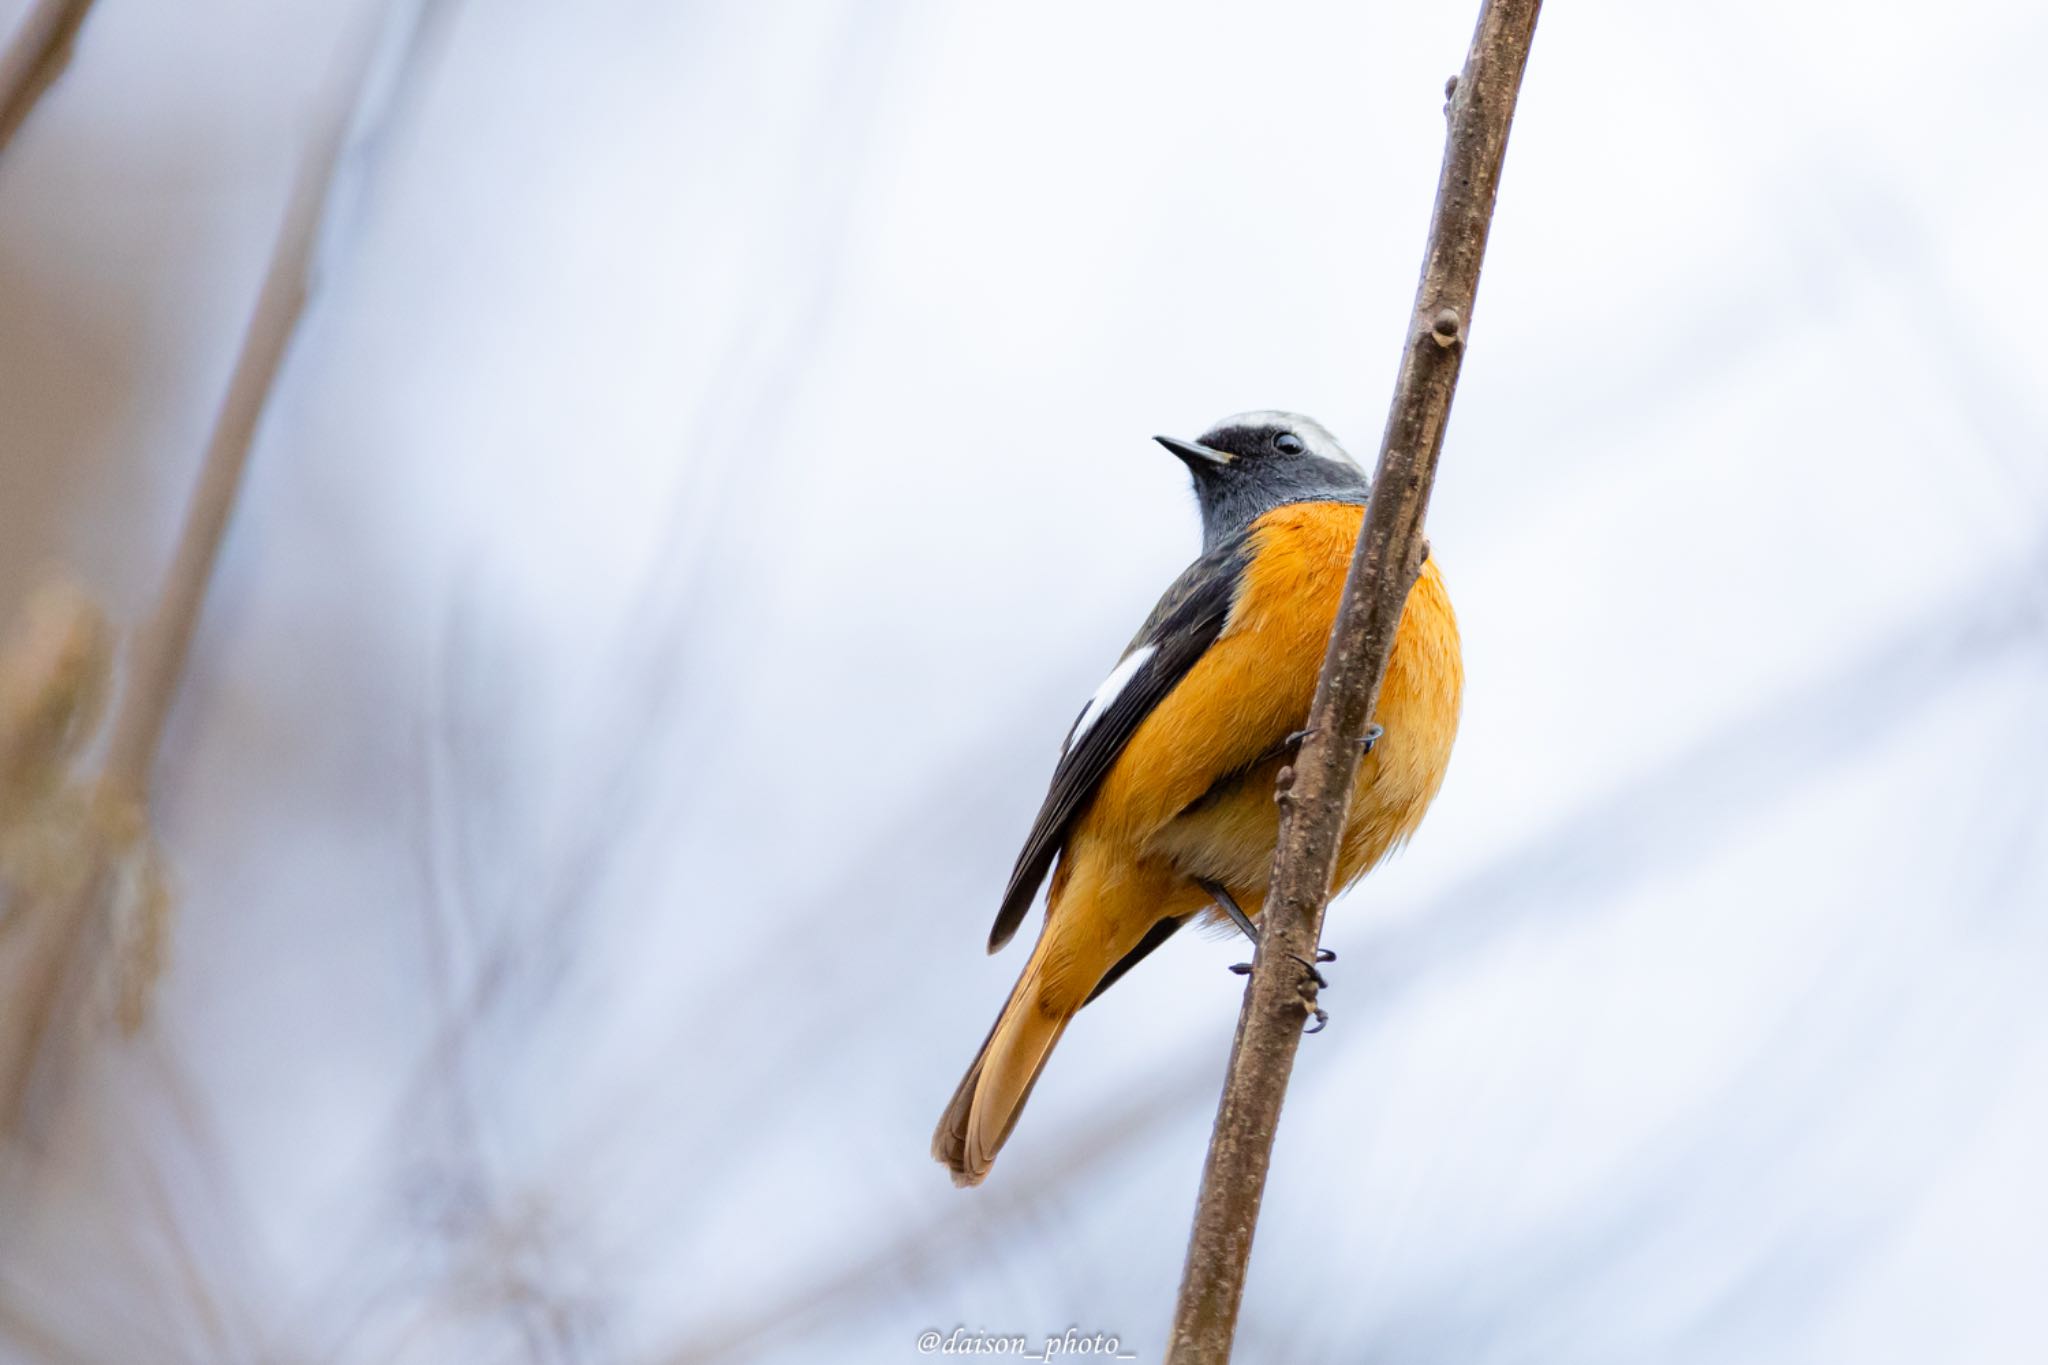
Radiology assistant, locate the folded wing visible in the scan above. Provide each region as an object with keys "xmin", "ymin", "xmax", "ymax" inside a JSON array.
[{"xmin": 985, "ymin": 531, "xmax": 1251, "ymax": 951}]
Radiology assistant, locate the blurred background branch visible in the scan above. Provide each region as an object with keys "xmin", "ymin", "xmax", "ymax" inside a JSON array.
[
  {"xmin": 100, "ymin": 4, "xmax": 386, "ymax": 807},
  {"xmin": 0, "ymin": 0, "xmax": 387, "ymax": 1138},
  {"xmin": 0, "ymin": 0, "xmax": 93, "ymax": 159}
]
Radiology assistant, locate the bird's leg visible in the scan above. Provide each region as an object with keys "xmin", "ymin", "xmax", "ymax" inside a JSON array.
[
  {"xmin": 1200, "ymin": 876, "xmax": 1261, "ymax": 948},
  {"xmin": 1198, "ymin": 876, "xmax": 1334, "ymax": 997}
]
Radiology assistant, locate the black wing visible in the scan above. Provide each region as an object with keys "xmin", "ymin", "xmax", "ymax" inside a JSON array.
[{"xmin": 986, "ymin": 530, "xmax": 1252, "ymax": 952}]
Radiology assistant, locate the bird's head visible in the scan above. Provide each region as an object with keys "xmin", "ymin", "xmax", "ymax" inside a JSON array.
[{"xmin": 1155, "ymin": 411, "xmax": 1368, "ymax": 549}]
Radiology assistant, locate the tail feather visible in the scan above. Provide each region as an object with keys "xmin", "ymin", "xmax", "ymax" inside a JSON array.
[{"xmin": 932, "ymin": 952, "xmax": 1071, "ymax": 1187}]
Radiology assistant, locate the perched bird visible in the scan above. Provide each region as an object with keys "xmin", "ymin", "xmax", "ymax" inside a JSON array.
[{"xmin": 933, "ymin": 412, "xmax": 1463, "ymax": 1187}]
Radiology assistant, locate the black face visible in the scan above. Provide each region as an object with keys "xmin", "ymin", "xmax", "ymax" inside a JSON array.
[
  {"xmin": 1197, "ymin": 422, "xmax": 1311, "ymax": 463},
  {"xmin": 1156, "ymin": 416, "xmax": 1370, "ymax": 554}
]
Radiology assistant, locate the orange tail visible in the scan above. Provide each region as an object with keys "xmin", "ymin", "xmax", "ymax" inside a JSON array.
[{"xmin": 932, "ymin": 943, "xmax": 1071, "ymax": 1187}]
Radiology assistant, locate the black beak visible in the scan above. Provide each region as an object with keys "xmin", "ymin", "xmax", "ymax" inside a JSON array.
[{"xmin": 1155, "ymin": 435, "xmax": 1230, "ymax": 467}]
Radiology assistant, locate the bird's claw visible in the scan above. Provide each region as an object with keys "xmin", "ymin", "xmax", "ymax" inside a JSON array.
[
  {"xmin": 1288, "ymin": 952, "xmax": 1330, "ymax": 991},
  {"xmin": 1227, "ymin": 953, "xmax": 1334, "ymax": 1032},
  {"xmin": 1291, "ymin": 953, "xmax": 1332, "ymax": 1033},
  {"xmin": 1285, "ymin": 723, "xmax": 1384, "ymax": 755}
]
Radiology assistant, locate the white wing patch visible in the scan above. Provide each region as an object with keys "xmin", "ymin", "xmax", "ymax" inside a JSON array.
[{"xmin": 1069, "ymin": 645, "xmax": 1156, "ymax": 748}]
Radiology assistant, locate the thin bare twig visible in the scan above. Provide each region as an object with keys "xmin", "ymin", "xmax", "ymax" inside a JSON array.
[
  {"xmin": 100, "ymin": 11, "xmax": 383, "ymax": 805},
  {"xmin": 0, "ymin": 0, "xmax": 95, "ymax": 160},
  {"xmin": 1165, "ymin": 4, "xmax": 1542, "ymax": 1360},
  {"xmin": 660, "ymin": 1072, "xmax": 1193, "ymax": 1365}
]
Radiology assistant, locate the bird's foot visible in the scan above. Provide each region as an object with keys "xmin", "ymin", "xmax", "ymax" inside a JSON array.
[
  {"xmin": 1289, "ymin": 954, "xmax": 1332, "ymax": 1032},
  {"xmin": 1226, "ymin": 950, "xmax": 1333, "ymax": 1035},
  {"xmin": 1287, "ymin": 952, "xmax": 1331, "ymax": 991},
  {"xmin": 1283, "ymin": 723, "xmax": 1385, "ymax": 756},
  {"xmin": 1202, "ymin": 875, "xmax": 1332, "ymax": 1023}
]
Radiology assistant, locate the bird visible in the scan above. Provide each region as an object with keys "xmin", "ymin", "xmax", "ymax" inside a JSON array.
[{"xmin": 932, "ymin": 411, "xmax": 1463, "ymax": 1187}]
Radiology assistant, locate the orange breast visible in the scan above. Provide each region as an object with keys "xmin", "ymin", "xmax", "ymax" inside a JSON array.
[
  {"xmin": 1085, "ymin": 501, "xmax": 1462, "ymax": 913},
  {"xmin": 1028, "ymin": 503, "xmax": 1461, "ymax": 1016}
]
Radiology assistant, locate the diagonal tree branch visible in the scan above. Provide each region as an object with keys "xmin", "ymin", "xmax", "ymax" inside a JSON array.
[
  {"xmin": 0, "ymin": 0, "xmax": 95, "ymax": 161},
  {"xmin": 1165, "ymin": 3, "xmax": 1542, "ymax": 1360},
  {"xmin": 99, "ymin": 9, "xmax": 385, "ymax": 805}
]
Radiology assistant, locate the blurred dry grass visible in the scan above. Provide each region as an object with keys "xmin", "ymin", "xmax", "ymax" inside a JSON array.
[
  {"xmin": 0, "ymin": 0, "xmax": 387, "ymax": 1162},
  {"xmin": 0, "ymin": 579, "xmax": 169, "ymax": 1141}
]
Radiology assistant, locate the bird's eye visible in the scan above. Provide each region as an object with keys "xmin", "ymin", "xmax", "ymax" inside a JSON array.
[{"xmin": 1273, "ymin": 432, "xmax": 1305, "ymax": 455}]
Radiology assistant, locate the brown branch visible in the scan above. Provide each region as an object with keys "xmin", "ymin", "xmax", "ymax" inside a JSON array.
[
  {"xmin": 1164, "ymin": 3, "xmax": 1542, "ymax": 1360},
  {"xmin": 0, "ymin": 0, "xmax": 94, "ymax": 161}
]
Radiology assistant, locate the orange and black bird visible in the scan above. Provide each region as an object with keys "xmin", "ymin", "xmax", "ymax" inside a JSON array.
[{"xmin": 933, "ymin": 411, "xmax": 1463, "ymax": 1187}]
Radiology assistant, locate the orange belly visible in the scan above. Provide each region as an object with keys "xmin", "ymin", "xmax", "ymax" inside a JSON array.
[{"xmin": 1035, "ymin": 502, "xmax": 1463, "ymax": 1015}]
